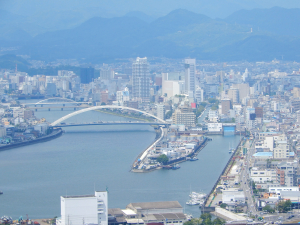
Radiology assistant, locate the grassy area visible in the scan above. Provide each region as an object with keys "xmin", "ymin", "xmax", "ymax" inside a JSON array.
[{"xmin": 96, "ymin": 109, "xmax": 153, "ymax": 122}]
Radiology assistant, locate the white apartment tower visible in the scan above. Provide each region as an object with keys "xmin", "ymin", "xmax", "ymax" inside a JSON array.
[
  {"xmin": 57, "ymin": 191, "xmax": 108, "ymax": 225},
  {"xmin": 157, "ymin": 104, "xmax": 165, "ymax": 120},
  {"xmin": 132, "ymin": 57, "xmax": 150, "ymax": 102},
  {"xmin": 184, "ymin": 59, "xmax": 196, "ymax": 98}
]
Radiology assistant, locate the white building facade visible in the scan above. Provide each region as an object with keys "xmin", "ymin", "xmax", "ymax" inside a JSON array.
[{"xmin": 57, "ymin": 191, "xmax": 108, "ymax": 225}]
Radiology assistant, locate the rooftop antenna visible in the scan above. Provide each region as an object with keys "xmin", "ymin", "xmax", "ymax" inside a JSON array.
[{"xmin": 15, "ymin": 64, "xmax": 17, "ymax": 73}]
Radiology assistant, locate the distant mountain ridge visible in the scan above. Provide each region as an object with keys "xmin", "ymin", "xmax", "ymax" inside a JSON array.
[{"xmin": 3, "ymin": 7, "xmax": 300, "ymax": 62}]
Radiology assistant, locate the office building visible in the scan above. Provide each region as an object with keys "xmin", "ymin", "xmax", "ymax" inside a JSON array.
[
  {"xmin": 255, "ymin": 107, "xmax": 263, "ymax": 118},
  {"xmin": 46, "ymin": 83, "xmax": 56, "ymax": 96},
  {"xmin": 172, "ymin": 110, "xmax": 196, "ymax": 127},
  {"xmin": 80, "ymin": 67, "xmax": 94, "ymax": 84},
  {"xmin": 184, "ymin": 59, "xmax": 196, "ymax": 98},
  {"xmin": 132, "ymin": 57, "xmax": 150, "ymax": 102},
  {"xmin": 221, "ymin": 99, "xmax": 231, "ymax": 115}
]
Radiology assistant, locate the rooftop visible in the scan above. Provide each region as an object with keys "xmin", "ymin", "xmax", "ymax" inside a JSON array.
[
  {"xmin": 128, "ymin": 201, "xmax": 182, "ymax": 210},
  {"xmin": 253, "ymin": 152, "xmax": 273, "ymax": 157}
]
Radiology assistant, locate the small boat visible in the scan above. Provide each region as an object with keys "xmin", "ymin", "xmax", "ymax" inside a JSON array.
[
  {"xmin": 190, "ymin": 157, "xmax": 198, "ymax": 161},
  {"xmin": 172, "ymin": 164, "xmax": 180, "ymax": 170},
  {"xmin": 0, "ymin": 191, "xmax": 3, "ymax": 195},
  {"xmin": 186, "ymin": 200, "xmax": 199, "ymax": 205}
]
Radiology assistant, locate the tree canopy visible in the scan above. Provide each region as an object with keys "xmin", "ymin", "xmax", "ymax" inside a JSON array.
[
  {"xmin": 277, "ymin": 200, "xmax": 292, "ymax": 213},
  {"xmin": 157, "ymin": 154, "xmax": 169, "ymax": 165}
]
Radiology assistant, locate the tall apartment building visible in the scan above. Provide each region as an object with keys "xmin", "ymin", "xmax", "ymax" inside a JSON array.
[
  {"xmin": 56, "ymin": 191, "xmax": 108, "ymax": 225},
  {"xmin": 255, "ymin": 107, "xmax": 263, "ymax": 118},
  {"xmin": 132, "ymin": 57, "xmax": 150, "ymax": 102},
  {"xmin": 100, "ymin": 68, "xmax": 114, "ymax": 80},
  {"xmin": 195, "ymin": 87, "xmax": 204, "ymax": 103},
  {"xmin": 156, "ymin": 104, "xmax": 165, "ymax": 120},
  {"xmin": 221, "ymin": 99, "xmax": 232, "ymax": 115},
  {"xmin": 172, "ymin": 110, "xmax": 196, "ymax": 127},
  {"xmin": 80, "ymin": 67, "xmax": 94, "ymax": 84},
  {"xmin": 277, "ymin": 162, "xmax": 297, "ymax": 186},
  {"xmin": 184, "ymin": 59, "xmax": 196, "ymax": 98},
  {"xmin": 228, "ymin": 88, "xmax": 239, "ymax": 103}
]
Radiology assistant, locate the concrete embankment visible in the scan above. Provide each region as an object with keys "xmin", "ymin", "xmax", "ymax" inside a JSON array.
[
  {"xmin": 0, "ymin": 128, "xmax": 63, "ymax": 152},
  {"xmin": 131, "ymin": 127, "xmax": 164, "ymax": 173},
  {"xmin": 202, "ymin": 137, "xmax": 245, "ymax": 212}
]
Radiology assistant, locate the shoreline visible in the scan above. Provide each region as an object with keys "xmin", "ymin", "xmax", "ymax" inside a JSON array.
[
  {"xmin": 202, "ymin": 137, "xmax": 244, "ymax": 213},
  {"xmin": 0, "ymin": 128, "xmax": 63, "ymax": 152}
]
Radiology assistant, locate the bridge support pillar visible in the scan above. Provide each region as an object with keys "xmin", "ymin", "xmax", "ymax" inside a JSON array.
[
  {"xmin": 35, "ymin": 109, "xmax": 37, "ymax": 111},
  {"xmin": 61, "ymin": 108, "xmax": 63, "ymax": 111},
  {"xmin": 41, "ymin": 104, "xmax": 43, "ymax": 107},
  {"xmin": 74, "ymin": 108, "xmax": 76, "ymax": 111},
  {"xmin": 48, "ymin": 108, "xmax": 50, "ymax": 111},
  {"xmin": 63, "ymin": 104, "xmax": 65, "ymax": 107}
]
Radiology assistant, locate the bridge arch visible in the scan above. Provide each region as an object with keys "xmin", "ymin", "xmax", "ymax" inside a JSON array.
[
  {"xmin": 36, "ymin": 98, "xmax": 77, "ymax": 104},
  {"xmin": 50, "ymin": 105, "xmax": 166, "ymax": 126}
]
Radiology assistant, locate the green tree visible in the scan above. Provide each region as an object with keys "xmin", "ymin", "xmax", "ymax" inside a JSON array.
[
  {"xmin": 200, "ymin": 213, "xmax": 211, "ymax": 221},
  {"xmin": 208, "ymin": 98, "xmax": 217, "ymax": 104},
  {"xmin": 156, "ymin": 154, "xmax": 169, "ymax": 165},
  {"xmin": 212, "ymin": 218, "xmax": 225, "ymax": 225},
  {"xmin": 263, "ymin": 205, "xmax": 275, "ymax": 213},
  {"xmin": 220, "ymin": 203, "xmax": 227, "ymax": 209},
  {"xmin": 277, "ymin": 200, "xmax": 292, "ymax": 213},
  {"xmin": 165, "ymin": 110, "xmax": 173, "ymax": 119},
  {"xmin": 184, "ymin": 218, "xmax": 203, "ymax": 225}
]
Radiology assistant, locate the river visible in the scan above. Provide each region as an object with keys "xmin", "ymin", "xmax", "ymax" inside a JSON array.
[{"xmin": 0, "ymin": 105, "xmax": 241, "ymax": 219}]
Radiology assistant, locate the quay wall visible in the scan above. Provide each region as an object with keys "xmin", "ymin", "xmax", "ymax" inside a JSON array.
[
  {"xmin": 202, "ymin": 137, "xmax": 244, "ymax": 212},
  {"xmin": 131, "ymin": 127, "xmax": 163, "ymax": 171},
  {"xmin": 0, "ymin": 128, "xmax": 63, "ymax": 152}
]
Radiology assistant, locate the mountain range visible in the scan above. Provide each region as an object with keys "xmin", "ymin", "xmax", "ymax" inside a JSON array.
[{"xmin": 1, "ymin": 7, "xmax": 300, "ymax": 63}]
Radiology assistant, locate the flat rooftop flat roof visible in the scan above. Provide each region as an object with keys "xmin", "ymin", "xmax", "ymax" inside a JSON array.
[{"xmin": 253, "ymin": 152, "xmax": 273, "ymax": 157}]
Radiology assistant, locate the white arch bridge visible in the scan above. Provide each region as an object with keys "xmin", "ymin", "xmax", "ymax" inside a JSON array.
[{"xmin": 50, "ymin": 105, "xmax": 168, "ymax": 127}]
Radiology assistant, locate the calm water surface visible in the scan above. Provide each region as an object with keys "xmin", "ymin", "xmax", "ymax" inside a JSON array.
[{"xmin": 0, "ymin": 106, "xmax": 240, "ymax": 218}]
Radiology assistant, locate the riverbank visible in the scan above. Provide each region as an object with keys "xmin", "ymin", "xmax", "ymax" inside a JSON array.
[
  {"xmin": 202, "ymin": 137, "xmax": 245, "ymax": 211},
  {"xmin": 131, "ymin": 127, "xmax": 164, "ymax": 173},
  {"xmin": 0, "ymin": 128, "xmax": 63, "ymax": 152}
]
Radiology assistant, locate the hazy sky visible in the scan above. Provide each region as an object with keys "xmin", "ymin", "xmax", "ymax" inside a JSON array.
[{"xmin": 1, "ymin": 0, "xmax": 300, "ymax": 18}]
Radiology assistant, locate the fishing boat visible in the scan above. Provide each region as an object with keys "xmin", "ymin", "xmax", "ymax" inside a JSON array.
[
  {"xmin": 172, "ymin": 164, "xmax": 180, "ymax": 170},
  {"xmin": 190, "ymin": 157, "xmax": 198, "ymax": 161}
]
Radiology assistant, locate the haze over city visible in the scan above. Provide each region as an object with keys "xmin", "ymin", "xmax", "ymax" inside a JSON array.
[{"xmin": 1, "ymin": 1, "xmax": 300, "ymax": 225}]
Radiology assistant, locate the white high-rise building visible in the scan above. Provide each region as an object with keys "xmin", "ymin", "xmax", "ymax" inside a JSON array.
[
  {"xmin": 195, "ymin": 86, "xmax": 204, "ymax": 103},
  {"xmin": 184, "ymin": 59, "xmax": 196, "ymax": 98},
  {"xmin": 57, "ymin": 191, "xmax": 108, "ymax": 225},
  {"xmin": 132, "ymin": 57, "xmax": 150, "ymax": 102},
  {"xmin": 157, "ymin": 104, "xmax": 165, "ymax": 120}
]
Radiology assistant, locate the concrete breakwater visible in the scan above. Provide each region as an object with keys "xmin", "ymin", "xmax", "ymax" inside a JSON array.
[
  {"xmin": 0, "ymin": 128, "xmax": 63, "ymax": 152},
  {"xmin": 202, "ymin": 137, "xmax": 244, "ymax": 212}
]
